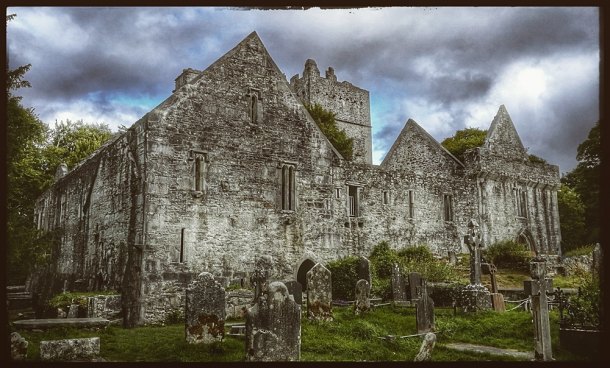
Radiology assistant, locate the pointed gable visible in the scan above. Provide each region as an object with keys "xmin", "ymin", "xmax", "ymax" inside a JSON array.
[
  {"xmin": 381, "ymin": 119, "xmax": 463, "ymax": 172},
  {"xmin": 484, "ymin": 105, "xmax": 527, "ymax": 159}
]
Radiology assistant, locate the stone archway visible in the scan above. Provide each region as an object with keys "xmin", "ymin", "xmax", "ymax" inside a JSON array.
[
  {"xmin": 517, "ymin": 229, "xmax": 537, "ymax": 255},
  {"xmin": 296, "ymin": 259, "xmax": 316, "ymax": 292}
]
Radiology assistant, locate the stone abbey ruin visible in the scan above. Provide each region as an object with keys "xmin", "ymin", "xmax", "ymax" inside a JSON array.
[{"xmin": 32, "ymin": 31, "xmax": 561, "ymax": 325}]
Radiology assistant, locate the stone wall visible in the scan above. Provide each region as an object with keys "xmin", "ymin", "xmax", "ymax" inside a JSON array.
[{"xmin": 290, "ymin": 59, "xmax": 372, "ymax": 164}]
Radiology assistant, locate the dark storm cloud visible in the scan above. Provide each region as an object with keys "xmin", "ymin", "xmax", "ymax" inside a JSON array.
[{"xmin": 7, "ymin": 7, "xmax": 598, "ymax": 171}]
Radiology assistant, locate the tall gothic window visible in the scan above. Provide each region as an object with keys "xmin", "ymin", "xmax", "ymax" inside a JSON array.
[
  {"xmin": 443, "ymin": 194, "xmax": 453, "ymax": 222},
  {"xmin": 190, "ymin": 150, "xmax": 208, "ymax": 196},
  {"xmin": 515, "ymin": 188, "xmax": 528, "ymax": 218},
  {"xmin": 348, "ymin": 185, "xmax": 360, "ymax": 217},
  {"xmin": 281, "ymin": 164, "xmax": 296, "ymax": 211}
]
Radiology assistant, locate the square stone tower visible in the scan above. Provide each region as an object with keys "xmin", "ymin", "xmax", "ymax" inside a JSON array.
[{"xmin": 290, "ymin": 59, "xmax": 372, "ymax": 164}]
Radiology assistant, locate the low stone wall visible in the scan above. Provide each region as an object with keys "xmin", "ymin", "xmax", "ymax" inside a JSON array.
[
  {"xmin": 561, "ymin": 254, "xmax": 593, "ymax": 275},
  {"xmin": 40, "ymin": 337, "xmax": 100, "ymax": 361}
]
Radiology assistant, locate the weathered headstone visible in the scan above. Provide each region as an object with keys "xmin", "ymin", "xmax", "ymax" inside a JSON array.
[
  {"xmin": 10, "ymin": 332, "xmax": 28, "ymax": 360},
  {"xmin": 524, "ymin": 260, "xmax": 553, "ymax": 361},
  {"xmin": 357, "ymin": 256, "xmax": 371, "ymax": 286},
  {"xmin": 354, "ymin": 279, "xmax": 370, "ymax": 315},
  {"xmin": 57, "ymin": 308, "xmax": 67, "ymax": 318},
  {"xmin": 40, "ymin": 337, "xmax": 100, "ymax": 361},
  {"xmin": 591, "ymin": 243, "xmax": 601, "ymax": 276},
  {"xmin": 284, "ymin": 280, "xmax": 303, "ymax": 305},
  {"xmin": 448, "ymin": 250, "xmax": 458, "ymax": 266},
  {"xmin": 413, "ymin": 332, "xmax": 436, "ymax": 362},
  {"xmin": 415, "ymin": 278, "xmax": 435, "ymax": 334},
  {"xmin": 482, "ymin": 262, "xmax": 505, "ymax": 312},
  {"xmin": 87, "ymin": 295, "xmax": 122, "ymax": 320},
  {"xmin": 250, "ymin": 255, "xmax": 274, "ymax": 303},
  {"xmin": 245, "ymin": 281, "xmax": 301, "ymax": 361},
  {"xmin": 407, "ymin": 272, "xmax": 422, "ymax": 302},
  {"xmin": 306, "ymin": 263, "xmax": 333, "ymax": 321},
  {"xmin": 185, "ymin": 272, "xmax": 226, "ymax": 344},
  {"xmin": 391, "ymin": 263, "xmax": 408, "ymax": 304}
]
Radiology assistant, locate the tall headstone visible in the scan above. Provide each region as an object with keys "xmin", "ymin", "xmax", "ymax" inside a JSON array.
[
  {"xmin": 524, "ymin": 260, "xmax": 553, "ymax": 361},
  {"xmin": 407, "ymin": 272, "xmax": 422, "ymax": 302},
  {"xmin": 354, "ymin": 279, "xmax": 370, "ymax": 315},
  {"xmin": 245, "ymin": 281, "xmax": 301, "ymax": 361},
  {"xmin": 306, "ymin": 263, "xmax": 333, "ymax": 321},
  {"xmin": 357, "ymin": 256, "xmax": 372, "ymax": 286},
  {"xmin": 591, "ymin": 243, "xmax": 601, "ymax": 276},
  {"xmin": 460, "ymin": 219, "xmax": 491, "ymax": 312},
  {"xmin": 482, "ymin": 262, "xmax": 505, "ymax": 312},
  {"xmin": 185, "ymin": 272, "xmax": 226, "ymax": 344},
  {"xmin": 415, "ymin": 278, "xmax": 435, "ymax": 334},
  {"xmin": 413, "ymin": 332, "xmax": 436, "ymax": 362},
  {"xmin": 391, "ymin": 263, "xmax": 408, "ymax": 304},
  {"xmin": 284, "ymin": 280, "xmax": 303, "ymax": 305},
  {"xmin": 250, "ymin": 255, "xmax": 273, "ymax": 303}
]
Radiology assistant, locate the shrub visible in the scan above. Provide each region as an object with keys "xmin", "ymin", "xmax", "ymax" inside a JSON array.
[
  {"xmin": 368, "ymin": 241, "xmax": 401, "ymax": 299},
  {"xmin": 397, "ymin": 244, "xmax": 434, "ymax": 263},
  {"xmin": 483, "ymin": 240, "xmax": 533, "ymax": 271},
  {"xmin": 327, "ymin": 256, "xmax": 360, "ymax": 301},
  {"xmin": 563, "ymin": 244, "xmax": 595, "ymax": 258},
  {"xmin": 429, "ymin": 282, "xmax": 464, "ymax": 307},
  {"xmin": 561, "ymin": 271, "xmax": 600, "ymax": 328}
]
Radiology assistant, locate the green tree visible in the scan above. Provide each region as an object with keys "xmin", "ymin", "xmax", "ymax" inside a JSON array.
[
  {"xmin": 42, "ymin": 119, "xmax": 113, "ymax": 185},
  {"xmin": 440, "ymin": 127, "xmax": 487, "ymax": 162},
  {"xmin": 557, "ymin": 184, "xmax": 587, "ymax": 253},
  {"xmin": 305, "ymin": 103, "xmax": 353, "ymax": 160},
  {"xmin": 561, "ymin": 122, "xmax": 600, "ymax": 244}
]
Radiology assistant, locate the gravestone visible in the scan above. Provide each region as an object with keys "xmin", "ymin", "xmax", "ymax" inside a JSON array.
[
  {"xmin": 57, "ymin": 308, "xmax": 67, "ymax": 318},
  {"xmin": 524, "ymin": 260, "xmax": 553, "ymax": 361},
  {"xmin": 306, "ymin": 263, "xmax": 333, "ymax": 321},
  {"xmin": 591, "ymin": 243, "xmax": 601, "ymax": 276},
  {"xmin": 460, "ymin": 219, "xmax": 491, "ymax": 312},
  {"xmin": 407, "ymin": 272, "xmax": 422, "ymax": 302},
  {"xmin": 354, "ymin": 279, "xmax": 370, "ymax": 315},
  {"xmin": 10, "ymin": 332, "xmax": 28, "ymax": 360},
  {"xmin": 250, "ymin": 255, "xmax": 274, "ymax": 303},
  {"xmin": 357, "ymin": 256, "xmax": 371, "ymax": 285},
  {"xmin": 391, "ymin": 263, "xmax": 408, "ymax": 304},
  {"xmin": 448, "ymin": 250, "xmax": 458, "ymax": 266},
  {"xmin": 413, "ymin": 332, "xmax": 436, "ymax": 362},
  {"xmin": 284, "ymin": 280, "xmax": 303, "ymax": 305},
  {"xmin": 482, "ymin": 262, "xmax": 505, "ymax": 312},
  {"xmin": 40, "ymin": 337, "xmax": 100, "ymax": 361},
  {"xmin": 185, "ymin": 272, "xmax": 226, "ymax": 344},
  {"xmin": 415, "ymin": 278, "xmax": 435, "ymax": 334},
  {"xmin": 245, "ymin": 281, "xmax": 301, "ymax": 361}
]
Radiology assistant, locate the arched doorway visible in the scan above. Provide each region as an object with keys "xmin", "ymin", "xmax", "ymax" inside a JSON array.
[
  {"xmin": 296, "ymin": 259, "xmax": 316, "ymax": 291},
  {"xmin": 517, "ymin": 229, "xmax": 537, "ymax": 255}
]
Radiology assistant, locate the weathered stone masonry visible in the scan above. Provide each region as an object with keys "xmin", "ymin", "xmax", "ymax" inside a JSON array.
[{"xmin": 33, "ymin": 31, "xmax": 561, "ymax": 325}]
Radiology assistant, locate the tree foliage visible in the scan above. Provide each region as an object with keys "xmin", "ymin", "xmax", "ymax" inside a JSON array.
[
  {"xmin": 6, "ymin": 19, "xmax": 114, "ymax": 282},
  {"xmin": 440, "ymin": 127, "xmax": 487, "ymax": 162},
  {"xmin": 305, "ymin": 103, "xmax": 353, "ymax": 160},
  {"xmin": 561, "ymin": 122, "xmax": 600, "ymax": 245},
  {"xmin": 557, "ymin": 184, "xmax": 587, "ymax": 254}
]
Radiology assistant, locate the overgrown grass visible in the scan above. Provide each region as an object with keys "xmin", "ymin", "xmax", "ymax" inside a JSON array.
[
  {"xmin": 12, "ymin": 306, "xmax": 595, "ymax": 361},
  {"xmin": 563, "ymin": 244, "xmax": 595, "ymax": 258}
]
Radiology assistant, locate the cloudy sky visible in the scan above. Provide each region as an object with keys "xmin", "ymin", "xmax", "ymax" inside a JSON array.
[{"xmin": 7, "ymin": 7, "xmax": 599, "ymax": 173}]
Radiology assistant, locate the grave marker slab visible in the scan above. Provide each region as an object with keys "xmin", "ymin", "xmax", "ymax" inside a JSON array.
[
  {"xmin": 408, "ymin": 272, "xmax": 422, "ymax": 302},
  {"xmin": 415, "ymin": 278, "xmax": 435, "ymax": 334},
  {"xmin": 185, "ymin": 272, "xmax": 226, "ymax": 344},
  {"xmin": 357, "ymin": 256, "xmax": 371, "ymax": 285},
  {"xmin": 246, "ymin": 281, "xmax": 301, "ymax": 361},
  {"xmin": 391, "ymin": 263, "xmax": 408, "ymax": 303},
  {"xmin": 306, "ymin": 263, "xmax": 333, "ymax": 321},
  {"xmin": 413, "ymin": 332, "xmax": 436, "ymax": 362},
  {"xmin": 354, "ymin": 279, "xmax": 370, "ymax": 315}
]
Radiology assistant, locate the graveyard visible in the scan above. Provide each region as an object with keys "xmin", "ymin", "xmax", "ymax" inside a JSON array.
[{"xmin": 8, "ymin": 240, "xmax": 601, "ymax": 362}]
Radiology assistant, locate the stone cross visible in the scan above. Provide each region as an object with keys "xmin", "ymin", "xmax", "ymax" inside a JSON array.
[
  {"xmin": 415, "ymin": 278, "xmax": 435, "ymax": 334},
  {"xmin": 185, "ymin": 272, "xmax": 226, "ymax": 344},
  {"xmin": 391, "ymin": 263, "xmax": 408, "ymax": 303},
  {"xmin": 523, "ymin": 260, "xmax": 553, "ymax": 361},
  {"xmin": 354, "ymin": 279, "xmax": 371, "ymax": 315},
  {"xmin": 245, "ymin": 281, "xmax": 301, "ymax": 361},
  {"xmin": 464, "ymin": 219, "xmax": 483, "ymax": 285},
  {"xmin": 306, "ymin": 263, "xmax": 333, "ymax": 321},
  {"xmin": 250, "ymin": 255, "xmax": 273, "ymax": 303}
]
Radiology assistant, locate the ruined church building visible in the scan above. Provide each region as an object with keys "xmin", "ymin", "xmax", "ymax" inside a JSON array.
[{"xmin": 34, "ymin": 32, "xmax": 561, "ymax": 324}]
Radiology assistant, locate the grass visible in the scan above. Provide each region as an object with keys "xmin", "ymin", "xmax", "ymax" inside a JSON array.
[{"xmin": 11, "ymin": 305, "xmax": 595, "ymax": 362}]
